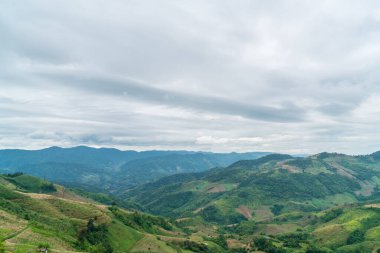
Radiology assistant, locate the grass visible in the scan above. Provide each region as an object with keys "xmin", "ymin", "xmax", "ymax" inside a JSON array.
[
  {"xmin": 7, "ymin": 244, "xmax": 35, "ymax": 253},
  {"xmin": 4, "ymin": 174, "xmax": 56, "ymax": 193},
  {"xmin": 0, "ymin": 210, "xmax": 27, "ymax": 240},
  {"xmin": 0, "ymin": 174, "xmax": 220, "ymax": 253},
  {"xmin": 336, "ymin": 209, "xmax": 375, "ymax": 229},
  {"xmin": 130, "ymin": 234, "xmax": 180, "ymax": 253},
  {"xmin": 255, "ymin": 223, "xmax": 300, "ymax": 236},
  {"xmin": 371, "ymin": 176, "xmax": 380, "ymax": 186},
  {"xmin": 311, "ymin": 207, "xmax": 380, "ymax": 249},
  {"xmin": 312, "ymin": 223, "xmax": 349, "ymax": 247},
  {"xmin": 0, "ymin": 184, "xmax": 25, "ymax": 200},
  {"xmin": 310, "ymin": 193, "xmax": 357, "ymax": 209},
  {"xmin": 15, "ymin": 197, "xmax": 66, "ymax": 219},
  {"xmin": 192, "ymin": 181, "xmax": 210, "ymax": 191},
  {"xmin": 365, "ymin": 226, "xmax": 380, "ymax": 241},
  {"xmin": 336, "ymin": 241, "xmax": 380, "ymax": 253},
  {"xmin": 4, "ymin": 157, "xmax": 380, "ymax": 253},
  {"xmin": 253, "ymin": 206, "xmax": 274, "ymax": 221},
  {"xmin": 107, "ymin": 221, "xmax": 143, "ymax": 252},
  {"xmin": 46, "ymin": 198, "xmax": 108, "ymax": 222},
  {"xmin": 186, "ymin": 181, "xmax": 237, "ymax": 194},
  {"xmin": 7, "ymin": 227, "xmax": 75, "ymax": 251}
]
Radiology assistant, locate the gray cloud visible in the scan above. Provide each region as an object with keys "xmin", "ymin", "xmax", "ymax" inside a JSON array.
[
  {"xmin": 1, "ymin": 0, "xmax": 380, "ymax": 154},
  {"xmin": 39, "ymin": 72, "xmax": 306, "ymax": 122}
]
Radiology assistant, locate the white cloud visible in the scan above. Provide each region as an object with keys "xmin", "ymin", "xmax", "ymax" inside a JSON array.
[{"xmin": 0, "ymin": 0, "xmax": 380, "ymax": 154}]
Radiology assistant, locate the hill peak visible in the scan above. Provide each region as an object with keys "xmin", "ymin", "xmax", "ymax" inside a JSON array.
[{"xmin": 228, "ymin": 153, "xmax": 293, "ymax": 169}]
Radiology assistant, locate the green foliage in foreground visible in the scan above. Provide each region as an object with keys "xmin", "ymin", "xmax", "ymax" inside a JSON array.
[
  {"xmin": 110, "ymin": 207, "xmax": 173, "ymax": 234},
  {"xmin": 0, "ymin": 173, "xmax": 212, "ymax": 253},
  {"xmin": 77, "ymin": 218, "xmax": 113, "ymax": 253},
  {"xmin": 2, "ymin": 173, "xmax": 57, "ymax": 193}
]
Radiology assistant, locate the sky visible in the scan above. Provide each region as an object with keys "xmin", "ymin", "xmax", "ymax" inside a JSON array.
[{"xmin": 1, "ymin": 0, "xmax": 380, "ymax": 154}]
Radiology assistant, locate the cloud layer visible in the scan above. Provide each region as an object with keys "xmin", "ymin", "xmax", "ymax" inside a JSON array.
[{"xmin": 1, "ymin": 0, "xmax": 380, "ymax": 154}]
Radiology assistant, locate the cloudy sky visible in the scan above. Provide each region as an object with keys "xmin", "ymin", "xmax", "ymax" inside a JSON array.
[{"xmin": 1, "ymin": 0, "xmax": 380, "ymax": 154}]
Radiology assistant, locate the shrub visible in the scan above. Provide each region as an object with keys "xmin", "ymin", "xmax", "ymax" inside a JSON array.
[{"xmin": 346, "ymin": 230, "xmax": 365, "ymax": 245}]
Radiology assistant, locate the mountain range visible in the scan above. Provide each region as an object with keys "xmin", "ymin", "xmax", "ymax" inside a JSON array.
[
  {"xmin": 1, "ymin": 147, "xmax": 380, "ymax": 252},
  {"xmin": 0, "ymin": 146, "xmax": 270, "ymax": 191}
]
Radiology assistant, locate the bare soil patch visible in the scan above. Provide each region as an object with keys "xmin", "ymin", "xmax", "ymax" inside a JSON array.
[{"xmin": 236, "ymin": 205, "xmax": 253, "ymax": 219}]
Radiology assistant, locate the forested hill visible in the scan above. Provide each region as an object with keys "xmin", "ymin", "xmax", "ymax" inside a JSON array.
[
  {"xmin": 122, "ymin": 152, "xmax": 380, "ymax": 222},
  {"xmin": 0, "ymin": 146, "xmax": 271, "ymax": 190}
]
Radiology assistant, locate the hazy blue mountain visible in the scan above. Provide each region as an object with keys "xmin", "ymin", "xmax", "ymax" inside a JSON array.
[
  {"xmin": 0, "ymin": 146, "xmax": 271, "ymax": 191},
  {"xmin": 116, "ymin": 152, "xmax": 272, "ymax": 187},
  {"xmin": 0, "ymin": 146, "xmax": 193, "ymax": 171}
]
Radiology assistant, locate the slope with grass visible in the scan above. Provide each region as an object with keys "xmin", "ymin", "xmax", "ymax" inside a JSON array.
[{"xmin": 0, "ymin": 173, "xmax": 233, "ymax": 253}]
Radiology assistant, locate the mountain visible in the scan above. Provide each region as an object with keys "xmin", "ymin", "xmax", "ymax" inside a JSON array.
[
  {"xmin": 0, "ymin": 173, "xmax": 239, "ymax": 253},
  {"xmin": 116, "ymin": 152, "xmax": 272, "ymax": 187},
  {"xmin": 115, "ymin": 151, "xmax": 380, "ymax": 252},
  {"xmin": 0, "ymin": 146, "xmax": 271, "ymax": 191},
  {"xmin": 122, "ymin": 152, "xmax": 380, "ymax": 223},
  {"xmin": 2, "ymin": 151, "xmax": 380, "ymax": 252}
]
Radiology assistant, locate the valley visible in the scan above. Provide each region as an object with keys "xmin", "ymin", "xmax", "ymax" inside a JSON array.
[
  {"xmin": 1, "ymin": 148, "xmax": 380, "ymax": 252},
  {"xmin": 3, "ymin": 0, "xmax": 379, "ymax": 251}
]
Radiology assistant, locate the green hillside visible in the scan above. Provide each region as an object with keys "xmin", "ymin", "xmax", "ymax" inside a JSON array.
[
  {"xmin": 2, "ymin": 173, "xmax": 380, "ymax": 252},
  {"xmin": 2, "ymin": 151, "xmax": 380, "ymax": 252},
  {"xmin": 123, "ymin": 153, "xmax": 380, "ymax": 224},
  {"xmin": 0, "ymin": 173, "xmax": 232, "ymax": 253},
  {"xmin": 216, "ymin": 203, "xmax": 380, "ymax": 253}
]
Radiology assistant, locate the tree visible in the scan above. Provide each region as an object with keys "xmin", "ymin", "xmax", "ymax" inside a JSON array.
[
  {"xmin": 87, "ymin": 218, "xmax": 96, "ymax": 233},
  {"xmin": 347, "ymin": 230, "xmax": 365, "ymax": 245},
  {"xmin": 0, "ymin": 242, "xmax": 5, "ymax": 253},
  {"xmin": 37, "ymin": 243, "xmax": 50, "ymax": 253},
  {"xmin": 78, "ymin": 218, "xmax": 113, "ymax": 253}
]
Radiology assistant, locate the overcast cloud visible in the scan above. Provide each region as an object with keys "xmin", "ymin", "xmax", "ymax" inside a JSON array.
[{"xmin": 1, "ymin": 0, "xmax": 380, "ymax": 154}]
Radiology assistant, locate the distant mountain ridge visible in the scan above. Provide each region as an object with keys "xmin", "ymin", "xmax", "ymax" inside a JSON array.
[{"xmin": 0, "ymin": 146, "xmax": 271, "ymax": 191}]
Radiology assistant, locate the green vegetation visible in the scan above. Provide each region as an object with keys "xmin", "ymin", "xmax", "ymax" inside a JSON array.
[
  {"xmin": 2, "ymin": 150, "xmax": 380, "ymax": 252},
  {"xmin": 78, "ymin": 218, "xmax": 113, "ymax": 253},
  {"xmin": 110, "ymin": 208, "xmax": 173, "ymax": 234},
  {"xmin": 118, "ymin": 152, "xmax": 380, "ymax": 252},
  {"xmin": 3, "ymin": 173, "xmax": 56, "ymax": 193},
  {"xmin": 0, "ymin": 173, "xmax": 250, "ymax": 253},
  {"xmin": 0, "ymin": 173, "xmax": 208, "ymax": 253},
  {"xmin": 124, "ymin": 152, "xmax": 380, "ymax": 222},
  {"xmin": 0, "ymin": 146, "xmax": 270, "ymax": 190}
]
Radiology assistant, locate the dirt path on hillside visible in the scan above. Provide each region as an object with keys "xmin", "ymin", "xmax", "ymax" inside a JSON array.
[
  {"xmin": 1, "ymin": 226, "xmax": 29, "ymax": 242},
  {"xmin": 365, "ymin": 203, "xmax": 380, "ymax": 208}
]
